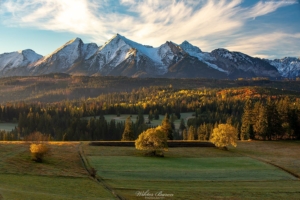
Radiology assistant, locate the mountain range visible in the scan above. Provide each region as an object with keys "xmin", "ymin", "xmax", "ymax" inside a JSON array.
[{"xmin": 0, "ymin": 34, "xmax": 299, "ymax": 79}]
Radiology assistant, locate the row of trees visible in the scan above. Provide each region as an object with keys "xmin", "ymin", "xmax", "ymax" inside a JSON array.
[
  {"xmin": 0, "ymin": 86, "xmax": 300, "ymax": 141},
  {"xmin": 241, "ymin": 97, "xmax": 300, "ymax": 140},
  {"xmin": 135, "ymin": 122, "xmax": 238, "ymax": 157}
]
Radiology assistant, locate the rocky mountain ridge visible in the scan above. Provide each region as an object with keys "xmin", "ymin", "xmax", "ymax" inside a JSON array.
[{"xmin": 0, "ymin": 34, "xmax": 297, "ymax": 79}]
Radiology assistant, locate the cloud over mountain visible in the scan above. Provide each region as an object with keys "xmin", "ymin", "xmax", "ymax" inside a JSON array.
[{"xmin": 1, "ymin": 0, "xmax": 299, "ymax": 58}]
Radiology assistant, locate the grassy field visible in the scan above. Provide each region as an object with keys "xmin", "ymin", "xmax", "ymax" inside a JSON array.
[
  {"xmin": 0, "ymin": 142, "xmax": 117, "ymax": 200},
  {"xmin": 83, "ymin": 142, "xmax": 300, "ymax": 200},
  {"xmin": 1, "ymin": 141, "xmax": 299, "ymax": 199},
  {"xmin": 0, "ymin": 123, "xmax": 18, "ymax": 132},
  {"xmin": 230, "ymin": 140, "xmax": 300, "ymax": 178}
]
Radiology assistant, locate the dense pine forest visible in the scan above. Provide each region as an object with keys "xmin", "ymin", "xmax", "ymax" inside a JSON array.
[{"xmin": 0, "ymin": 74, "xmax": 300, "ymax": 141}]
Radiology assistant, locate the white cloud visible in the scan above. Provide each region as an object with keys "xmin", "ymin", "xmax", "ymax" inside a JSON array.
[
  {"xmin": 245, "ymin": 1, "xmax": 293, "ymax": 19},
  {"xmin": 2, "ymin": 0, "xmax": 109, "ymax": 41},
  {"xmin": 226, "ymin": 32, "xmax": 300, "ymax": 59},
  {"xmin": 1, "ymin": 0, "xmax": 298, "ymax": 58}
]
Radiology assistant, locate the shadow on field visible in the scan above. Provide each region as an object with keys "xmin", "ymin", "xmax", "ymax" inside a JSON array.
[{"xmin": 89, "ymin": 141, "xmax": 215, "ymax": 147}]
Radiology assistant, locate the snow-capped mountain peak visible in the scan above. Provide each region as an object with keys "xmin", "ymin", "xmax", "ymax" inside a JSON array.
[
  {"xmin": 179, "ymin": 41, "xmax": 229, "ymax": 73},
  {"xmin": 0, "ymin": 50, "xmax": 42, "ymax": 71},
  {"xmin": 212, "ymin": 48, "xmax": 253, "ymax": 63},
  {"xmin": 213, "ymin": 48, "xmax": 234, "ymax": 59},
  {"xmin": 267, "ymin": 57, "xmax": 300, "ymax": 78},
  {"xmin": 20, "ymin": 49, "xmax": 43, "ymax": 62},
  {"xmin": 111, "ymin": 34, "xmax": 164, "ymax": 64},
  {"xmin": 35, "ymin": 37, "xmax": 83, "ymax": 65},
  {"xmin": 0, "ymin": 34, "xmax": 292, "ymax": 79},
  {"xmin": 180, "ymin": 40, "xmax": 202, "ymax": 53},
  {"xmin": 82, "ymin": 43, "xmax": 98, "ymax": 60},
  {"xmin": 30, "ymin": 37, "xmax": 99, "ymax": 75},
  {"xmin": 65, "ymin": 37, "xmax": 82, "ymax": 45},
  {"xmin": 90, "ymin": 35, "xmax": 188, "ymax": 75},
  {"xmin": 55, "ymin": 37, "xmax": 82, "ymax": 54},
  {"xmin": 94, "ymin": 34, "xmax": 132, "ymax": 69}
]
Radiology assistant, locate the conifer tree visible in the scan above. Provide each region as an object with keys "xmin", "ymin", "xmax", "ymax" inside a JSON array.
[
  {"xmin": 241, "ymin": 100, "xmax": 253, "ymax": 140},
  {"xmin": 154, "ymin": 109, "xmax": 159, "ymax": 120},
  {"xmin": 136, "ymin": 111, "xmax": 145, "ymax": 126},
  {"xmin": 289, "ymin": 109, "xmax": 300, "ymax": 139},
  {"xmin": 161, "ymin": 113, "xmax": 173, "ymax": 140},
  {"xmin": 179, "ymin": 118, "xmax": 186, "ymax": 132},
  {"xmin": 122, "ymin": 116, "xmax": 134, "ymax": 141},
  {"xmin": 254, "ymin": 105, "xmax": 268, "ymax": 140},
  {"xmin": 183, "ymin": 129, "xmax": 187, "ymax": 140},
  {"xmin": 148, "ymin": 110, "xmax": 153, "ymax": 122},
  {"xmin": 265, "ymin": 99, "xmax": 282, "ymax": 140},
  {"xmin": 109, "ymin": 119, "xmax": 117, "ymax": 140},
  {"xmin": 188, "ymin": 125, "xmax": 196, "ymax": 140},
  {"xmin": 197, "ymin": 124, "xmax": 206, "ymax": 140}
]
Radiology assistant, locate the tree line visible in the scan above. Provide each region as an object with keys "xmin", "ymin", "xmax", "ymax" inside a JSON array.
[{"xmin": 0, "ymin": 86, "xmax": 299, "ymax": 141}]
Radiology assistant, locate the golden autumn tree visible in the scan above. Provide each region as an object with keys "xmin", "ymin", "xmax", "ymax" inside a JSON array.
[
  {"xmin": 210, "ymin": 124, "xmax": 237, "ymax": 149},
  {"xmin": 30, "ymin": 143, "xmax": 49, "ymax": 162},
  {"xmin": 135, "ymin": 126, "xmax": 168, "ymax": 157},
  {"xmin": 27, "ymin": 132, "xmax": 50, "ymax": 162}
]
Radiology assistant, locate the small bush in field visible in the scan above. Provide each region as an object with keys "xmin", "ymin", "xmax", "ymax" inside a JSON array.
[{"xmin": 30, "ymin": 143, "xmax": 49, "ymax": 162}]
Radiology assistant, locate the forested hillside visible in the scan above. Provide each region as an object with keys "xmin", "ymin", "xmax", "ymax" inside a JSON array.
[
  {"xmin": 0, "ymin": 76, "xmax": 300, "ymax": 141},
  {"xmin": 1, "ymin": 74, "xmax": 300, "ymax": 103}
]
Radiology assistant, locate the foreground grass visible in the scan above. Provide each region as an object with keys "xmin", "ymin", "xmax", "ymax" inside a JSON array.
[
  {"xmin": 0, "ymin": 174, "xmax": 112, "ymax": 200},
  {"xmin": 0, "ymin": 142, "xmax": 116, "ymax": 200},
  {"xmin": 1, "ymin": 141, "xmax": 299, "ymax": 199},
  {"xmin": 83, "ymin": 144, "xmax": 300, "ymax": 200},
  {"xmin": 231, "ymin": 140, "xmax": 300, "ymax": 177},
  {"xmin": 90, "ymin": 156, "xmax": 295, "ymax": 181},
  {"xmin": 108, "ymin": 180, "xmax": 300, "ymax": 200}
]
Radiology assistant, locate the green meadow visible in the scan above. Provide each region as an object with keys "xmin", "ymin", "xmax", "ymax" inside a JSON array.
[
  {"xmin": 83, "ymin": 142, "xmax": 300, "ymax": 200},
  {"xmin": 0, "ymin": 141, "xmax": 300, "ymax": 199},
  {"xmin": 0, "ymin": 142, "xmax": 116, "ymax": 200}
]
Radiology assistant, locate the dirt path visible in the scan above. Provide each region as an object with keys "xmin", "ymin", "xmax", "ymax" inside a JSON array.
[{"xmin": 78, "ymin": 143, "xmax": 125, "ymax": 200}]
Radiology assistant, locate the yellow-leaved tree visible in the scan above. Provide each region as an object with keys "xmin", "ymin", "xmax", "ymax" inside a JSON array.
[
  {"xmin": 210, "ymin": 124, "xmax": 237, "ymax": 150},
  {"xmin": 26, "ymin": 131, "xmax": 50, "ymax": 162},
  {"xmin": 135, "ymin": 126, "xmax": 168, "ymax": 157},
  {"xmin": 30, "ymin": 143, "xmax": 49, "ymax": 162}
]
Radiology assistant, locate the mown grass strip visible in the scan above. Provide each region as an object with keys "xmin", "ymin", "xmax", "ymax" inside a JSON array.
[{"xmin": 78, "ymin": 143, "xmax": 125, "ymax": 200}]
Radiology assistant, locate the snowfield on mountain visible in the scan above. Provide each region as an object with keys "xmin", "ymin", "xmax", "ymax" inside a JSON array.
[{"xmin": 0, "ymin": 34, "xmax": 297, "ymax": 79}]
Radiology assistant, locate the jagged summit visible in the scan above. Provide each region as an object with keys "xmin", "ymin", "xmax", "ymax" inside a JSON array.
[
  {"xmin": 267, "ymin": 57, "xmax": 300, "ymax": 78},
  {"xmin": 180, "ymin": 40, "xmax": 202, "ymax": 53},
  {"xmin": 68, "ymin": 37, "xmax": 82, "ymax": 43},
  {"xmin": 0, "ymin": 49, "xmax": 42, "ymax": 73},
  {"xmin": 0, "ymin": 34, "xmax": 295, "ymax": 79}
]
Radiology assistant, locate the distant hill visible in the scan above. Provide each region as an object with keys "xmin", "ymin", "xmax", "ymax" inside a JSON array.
[{"xmin": 0, "ymin": 74, "xmax": 300, "ymax": 103}]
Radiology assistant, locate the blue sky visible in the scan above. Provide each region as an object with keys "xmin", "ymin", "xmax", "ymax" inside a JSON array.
[{"xmin": 0, "ymin": 0, "xmax": 299, "ymax": 59}]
